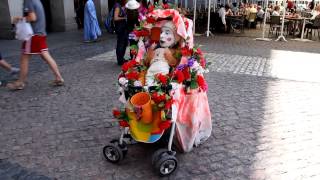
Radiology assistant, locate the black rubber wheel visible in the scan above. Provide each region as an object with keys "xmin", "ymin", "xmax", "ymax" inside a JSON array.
[
  {"xmin": 102, "ymin": 143, "xmax": 123, "ymax": 163},
  {"xmin": 154, "ymin": 154, "xmax": 178, "ymax": 176},
  {"xmin": 110, "ymin": 139, "xmax": 128, "ymax": 157},
  {"xmin": 151, "ymin": 148, "xmax": 168, "ymax": 166}
]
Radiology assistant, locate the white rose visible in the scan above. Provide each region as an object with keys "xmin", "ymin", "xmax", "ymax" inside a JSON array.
[
  {"xmin": 134, "ymin": 80, "xmax": 142, "ymax": 87},
  {"xmin": 119, "ymin": 77, "xmax": 128, "ymax": 86}
]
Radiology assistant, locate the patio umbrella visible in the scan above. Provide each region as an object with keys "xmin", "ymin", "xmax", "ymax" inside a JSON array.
[
  {"xmin": 255, "ymin": 0, "xmax": 272, "ymax": 41},
  {"xmin": 276, "ymin": 0, "xmax": 287, "ymax": 41},
  {"xmin": 193, "ymin": 0, "xmax": 197, "ymax": 34},
  {"xmin": 206, "ymin": 0, "xmax": 213, "ymax": 36}
]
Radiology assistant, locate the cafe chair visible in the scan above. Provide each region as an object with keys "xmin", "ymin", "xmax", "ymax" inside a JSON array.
[
  {"xmin": 305, "ymin": 15, "xmax": 320, "ymax": 40},
  {"xmin": 268, "ymin": 15, "xmax": 281, "ymax": 37}
]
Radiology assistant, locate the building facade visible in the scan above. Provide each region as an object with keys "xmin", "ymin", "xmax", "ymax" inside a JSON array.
[{"xmin": 0, "ymin": 0, "xmax": 109, "ymax": 39}]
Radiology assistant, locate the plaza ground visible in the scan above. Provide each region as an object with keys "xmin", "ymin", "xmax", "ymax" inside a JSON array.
[{"xmin": 0, "ymin": 31, "xmax": 320, "ymax": 179}]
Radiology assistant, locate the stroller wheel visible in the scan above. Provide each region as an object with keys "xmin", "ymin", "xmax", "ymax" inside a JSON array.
[
  {"xmin": 102, "ymin": 143, "xmax": 123, "ymax": 163},
  {"xmin": 110, "ymin": 139, "xmax": 128, "ymax": 157},
  {"xmin": 154, "ymin": 154, "xmax": 178, "ymax": 176},
  {"xmin": 151, "ymin": 148, "xmax": 168, "ymax": 166}
]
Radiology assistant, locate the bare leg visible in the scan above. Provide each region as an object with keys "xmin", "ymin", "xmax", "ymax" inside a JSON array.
[
  {"xmin": 18, "ymin": 54, "xmax": 31, "ymax": 83},
  {"xmin": 6, "ymin": 54, "xmax": 30, "ymax": 90},
  {"xmin": 40, "ymin": 51, "xmax": 63, "ymax": 81},
  {"xmin": 0, "ymin": 59, "xmax": 12, "ymax": 72}
]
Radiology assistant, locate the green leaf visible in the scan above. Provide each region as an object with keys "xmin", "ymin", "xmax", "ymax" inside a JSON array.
[{"xmin": 190, "ymin": 80, "xmax": 198, "ymax": 89}]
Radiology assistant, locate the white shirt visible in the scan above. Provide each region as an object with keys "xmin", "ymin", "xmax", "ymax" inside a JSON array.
[
  {"xmin": 218, "ymin": 7, "xmax": 226, "ymax": 25},
  {"xmin": 272, "ymin": 11, "xmax": 280, "ymax": 16},
  {"xmin": 257, "ymin": 9, "xmax": 264, "ymax": 18},
  {"xmin": 311, "ymin": 10, "xmax": 320, "ymax": 19}
]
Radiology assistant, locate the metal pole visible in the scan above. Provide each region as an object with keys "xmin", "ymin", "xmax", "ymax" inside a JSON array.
[
  {"xmin": 207, "ymin": 0, "xmax": 212, "ymax": 36},
  {"xmin": 255, "ymin": 0, "xmax": 272, "ymax": 41},
  {"xmin": 193, "ymin": 0, "xmax": 197, "ymax": 34},
  {"xmin": 276, "ymin": 0, "xmax": 287, "ymax": 41}
]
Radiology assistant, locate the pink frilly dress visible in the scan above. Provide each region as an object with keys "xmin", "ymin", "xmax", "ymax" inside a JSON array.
[{"xmin": 171, "ymin": 84, "xmax": 212, "ymax": 152}]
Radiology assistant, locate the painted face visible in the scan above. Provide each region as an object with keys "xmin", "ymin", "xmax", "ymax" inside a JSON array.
[{"xmin": 160, "ymin": 26, "xmax": 175, "ymax": 48}]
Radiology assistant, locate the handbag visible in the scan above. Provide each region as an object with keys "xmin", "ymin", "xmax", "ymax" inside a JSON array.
[{"xmin": 15, "ymin": 18, "xmax": 34, "ymax": 41}]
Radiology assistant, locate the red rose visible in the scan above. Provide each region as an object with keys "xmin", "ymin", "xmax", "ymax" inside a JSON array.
[
  {"xmin": 119, "ymin": 120, "xmax": 129, "ymax": 127},
  {"xmin": 200, "ymin": 58, "xmax": 206, "ymax": 68},
  {"xmin": 196, "ymin": 48, "xmax": 203, "ymax": 56},
  {"xmin": 130, "ymin": 49, "xmax": 137, "ymax": 56},
  {"xmin": 181, "ymin": 47, "xmax": 192, "ymax": 56},
  {"xmin": 184, "ymin": 20, "xmax": 189, "ymax": 30},
  {"xmin": 148, "ymin": 5, "xmax": 154, "ymax": 12},
  {"xmin": 152, "ymin": 92, "xmax": 160, "ymax": 103},
  {"xmin": 162, "ymin": 4, "xmax": 170, "ymax": 9},
  {"xmin": 122, "ymin": 63, "xmax": 129, "ymax": 72},
  {"xmin": 197, "ymin": 75, "xmax": 208, "ymax": 91},
  {"xmin": 156, "ymin": 73, "xmax": 168, "ymax": 84},
  {"xmin": 126, "ymin": 71, "xmax": 139, "ymax": 80},
  {"xmin": 182, "ymin": 68, "xmax": 191, "ymax": 80},
  {"xmin": 159, "ymin": 120, "xmax": 171, "ymax": 130},
  {"xmin": 128, "ymin": 59, "xmax": 138, "ymax": 67},
  {"xmin": 164, "ymin": 99, "xmax": 173, "ymax": 110},
  {"xmin": 118, "ymin": 73, "xmax": 125, "ymax": 79},
  {"xmin": 159, "ymin": 94, "xmax": 166, "ymax": 102},
  {"xmin": 175, "ymin": 70, "xmax": 185, "ymax": 83},
  {"xmin": 112, "ymin": 108, "xmax": 121, "ymax": 118},
  {"xmin": 146, "ymin": 17, "xmax": 156, "ymax": 24}
]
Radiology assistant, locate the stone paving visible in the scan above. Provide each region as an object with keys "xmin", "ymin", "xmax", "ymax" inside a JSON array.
[{"xmin": 1, "ymin": 31, "xmax": 320, "ymax": 180}]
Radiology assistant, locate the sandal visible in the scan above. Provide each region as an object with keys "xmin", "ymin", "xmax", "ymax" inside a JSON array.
[
  {"xmin": 7, "ymin": 81, "xmax": 25, "ymax": 91},
  {"xmin": 49, "ymin": 79, "xmax": 65, "ymax": 86}
]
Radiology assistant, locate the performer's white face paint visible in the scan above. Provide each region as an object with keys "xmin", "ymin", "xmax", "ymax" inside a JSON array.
[{"xmin": 160, "ymin": 26, "xmax": 175, "ymax": 48}]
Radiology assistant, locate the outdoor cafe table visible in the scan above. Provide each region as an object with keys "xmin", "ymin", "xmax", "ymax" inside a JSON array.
[
  {"xmin": 285, "ymin": 16, "xmax": 303, "ymax": 37},
  {"xmin": 226, "ymin": 15, "xmax": 244, "ymax": 33},
  {"xmin": 287, "ymin": 17, "xmax": 313, "ymax": 42}
]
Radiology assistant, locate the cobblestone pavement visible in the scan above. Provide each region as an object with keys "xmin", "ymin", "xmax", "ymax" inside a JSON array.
[{"xmin": 1, "ymin": 31, "xmax": 320, "ymax": 180}]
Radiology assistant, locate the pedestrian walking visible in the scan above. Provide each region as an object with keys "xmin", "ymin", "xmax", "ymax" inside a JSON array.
[
  {"xmin": 126, "ymin": 0, "xmax": 140, "ymax": 41},
  {"xmin": 0, "ymin": 52, "xmax": 20, "ymax": 86},
  {"xmin": 114, "ymin": 0, "xmax": 128, "ymax": 65},
  {"xmin": 7, "ymin": 0, "xmax": 64, "ymax": 90},
  {"xmin": 83, "ymin": 0, "xmax": 102, "ymax": 42},
  {"xmin": 74, "ymin": 0, "xmax": 85, "ymax": 29}
]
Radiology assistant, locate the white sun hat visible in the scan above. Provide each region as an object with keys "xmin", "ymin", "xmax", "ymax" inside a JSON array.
[{"xmin": 125, "ymin": 0, "xmax": 140, "ymax": 10}]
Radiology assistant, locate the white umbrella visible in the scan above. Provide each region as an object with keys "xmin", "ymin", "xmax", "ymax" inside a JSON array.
[
  {"xmin": 193, "ymin": 0, "xmax": 197, "ymax": 34},
  {"xmin": 276, "ymin": 0, "xmax": 287, "ymax": 41},
  {"xmin": 207, "ymin": 0, "xmax": 214, "ymax": 36},
  {"xmin": 255, "ymin": 0, "xmax": 272, "ymax": 41}
]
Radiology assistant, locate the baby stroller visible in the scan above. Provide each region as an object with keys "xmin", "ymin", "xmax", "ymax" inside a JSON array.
[
  {"xmin": 102, "ymin": 8, "xmax": 211, "ymax": 177},
  {"xmin": 102, "ymin": 84, "xmax": 180, "ymax": 176}
]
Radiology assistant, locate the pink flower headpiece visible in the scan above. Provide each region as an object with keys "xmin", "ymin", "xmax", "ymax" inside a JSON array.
[{"xmin": 147, "ymin": 9, "xmax": 194, "ymax": 48}]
